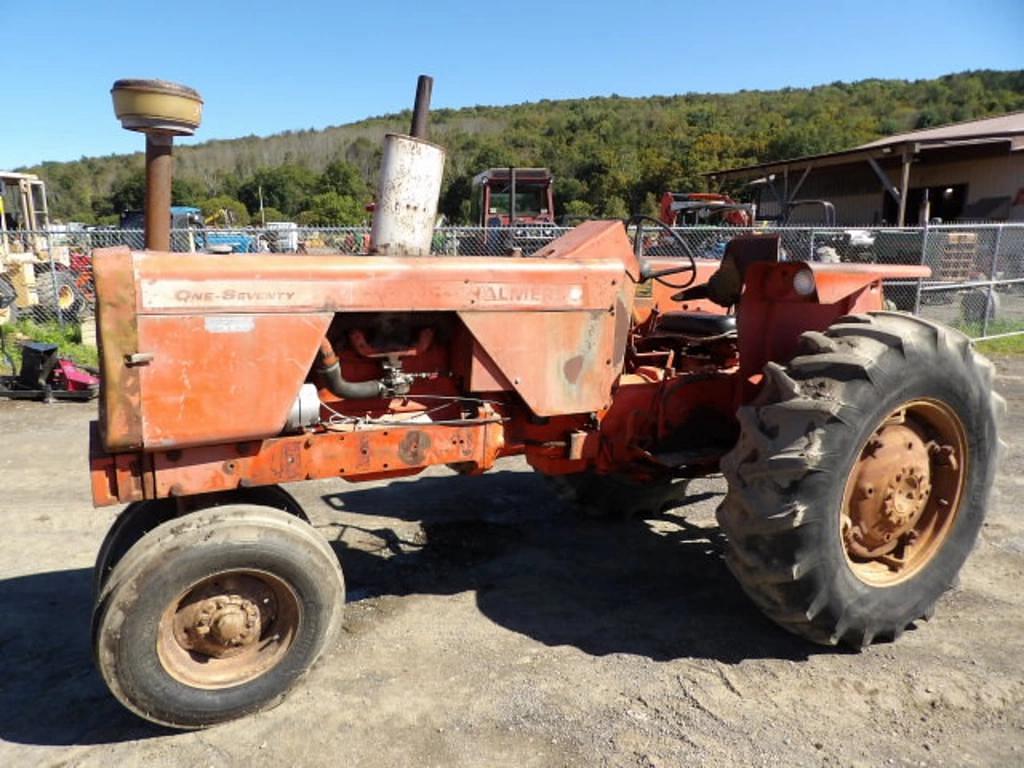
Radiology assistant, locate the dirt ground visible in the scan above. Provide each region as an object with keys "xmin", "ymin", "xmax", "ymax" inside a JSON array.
[{"xmin": 1, "ymin": 358, "xmax": 1022, "ymax": 768}]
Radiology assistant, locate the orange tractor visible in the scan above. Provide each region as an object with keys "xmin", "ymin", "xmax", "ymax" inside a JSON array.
[
  {"xmin": 659, "ymin": 191, "xmax": 754, "ymax": 228},
  {"xmin": 89, "ymin": 78, "xmax": 1002, "ymax": 729}
]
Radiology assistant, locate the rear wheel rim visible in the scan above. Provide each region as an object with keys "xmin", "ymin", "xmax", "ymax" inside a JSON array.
[
  {"xmin": 840, "ymin": 398, "xmax": 968, "ymax": 587},
  {"xmin": 57, "ymin": 285, "xmax": 75, "ymax": 310},
  {"xmin": 157, "ymin": 569, "xmax": 301, "ymax": 689}
]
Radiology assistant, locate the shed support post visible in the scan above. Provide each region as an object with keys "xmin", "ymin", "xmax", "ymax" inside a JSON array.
[
  {"xmin": 867, "ymin": 156, "xmax": 901, "ymax": 204},
  {"xmin": 787, "ymin": 165, "xmax": 813, "ymax": 204},
  {"xmin": 897, "ymin": 150, "xmax": 912, "ymax": 227}
]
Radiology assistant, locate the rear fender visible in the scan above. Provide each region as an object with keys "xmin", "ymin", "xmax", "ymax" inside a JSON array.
[{"xmin": 736, "ymin": 261, "xmax": 930, "ymax": 400}]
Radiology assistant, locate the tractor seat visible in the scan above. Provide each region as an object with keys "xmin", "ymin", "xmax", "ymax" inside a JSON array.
[{"xmin": 656, "ymin": 311, "xmax": 736, "ymax": 337}]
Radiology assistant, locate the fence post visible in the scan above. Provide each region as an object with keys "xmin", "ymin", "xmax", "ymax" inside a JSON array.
[
  {"xmin": 982, "ymin": 225, "xmax": 1003, "ymax": 339},
  {"xmin": 46, "ymin": 230, "xmax": 64, "ymax": 332},
  {"xmin": 913, "ymin": 225, "xmax": 929, "ymax": 317}
]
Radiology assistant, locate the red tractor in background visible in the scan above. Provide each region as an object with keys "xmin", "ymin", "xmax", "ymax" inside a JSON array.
[
  {"xmin": 651, "ymin": 192, "xmax": 757, "ymax": 260},
  {"xmin": 659, "ymin": 191, "xmax": 754, "ymax": 228},
  {"xmin": 472, "ymin": 167, "xmax": 556, "ymax": 227},
  {"xmin": 87, "ymin": 78, "xmax": 1002, "ymax": 730},
  {"xmin": 470, "ymin": 167, "xmax": 556, "ymax": 253}
]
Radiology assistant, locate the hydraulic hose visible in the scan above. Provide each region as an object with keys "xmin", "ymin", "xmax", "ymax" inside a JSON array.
[{"xmin": 317, "ymin": 338, "xmax": 385, "ymax": 400}]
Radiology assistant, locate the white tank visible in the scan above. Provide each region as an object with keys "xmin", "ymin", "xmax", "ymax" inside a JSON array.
[{"xmin": 370, "ymin": 133, "xmax": 445, "ymax": 257}]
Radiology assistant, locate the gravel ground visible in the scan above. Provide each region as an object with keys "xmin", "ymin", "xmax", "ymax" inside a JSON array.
[{"xmin": 0, "ymin": 357, "xmax": 1022, "ymax": 768}]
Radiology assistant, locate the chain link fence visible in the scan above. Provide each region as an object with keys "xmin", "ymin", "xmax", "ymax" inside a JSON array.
[{"xmin": 2, "ymin": 223, "xmax": 1022, "ymax": 374}]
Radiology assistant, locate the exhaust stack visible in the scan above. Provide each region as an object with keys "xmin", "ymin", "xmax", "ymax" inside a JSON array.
[
  {"xmin": 370, "ymin": 75, "xmax": 446, "ymax": 257},
  {"xmin": 110, "ymin": 79, "xmax": 203, "ymax": 252}
]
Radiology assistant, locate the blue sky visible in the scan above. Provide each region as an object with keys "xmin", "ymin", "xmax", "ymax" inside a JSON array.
[{"xmin": 2, "ymin": 0, "xmax": 1022, "ymax": 168}]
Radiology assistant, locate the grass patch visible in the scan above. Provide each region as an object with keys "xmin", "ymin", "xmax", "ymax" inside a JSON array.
[
  {"xmin": 976, "ymin": 335, "xmax": 1024, "ymax": 355},
  {"xmin": 0, "ymin": 318, "xmax": 99, "ymax": 374},
  {"xmin": 949, "ymin": 319, "xmax": 1024, "ymax": 356}
]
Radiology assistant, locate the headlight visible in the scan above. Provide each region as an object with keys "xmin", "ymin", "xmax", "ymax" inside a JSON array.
[{"xmin": 793, "ymin": 268, "xmax": 816, "ymax": 296}]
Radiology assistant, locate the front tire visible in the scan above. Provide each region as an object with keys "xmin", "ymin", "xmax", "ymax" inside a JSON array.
[
  {"xmin": 92, "ymin": 486, "xmax": 310, "ymax": 596},
  {"xmin": 717, "ymin": 312, "xmax": 1002, "ymax": 647},
  {"xmin": 93, "ymin": 505, "xmax": 344, "ymax": 728}
]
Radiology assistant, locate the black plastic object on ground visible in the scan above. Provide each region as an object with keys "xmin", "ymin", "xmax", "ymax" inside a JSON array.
[{"xmin": 0, "ymin": 334, "xmax": 98, "ymax": 402}]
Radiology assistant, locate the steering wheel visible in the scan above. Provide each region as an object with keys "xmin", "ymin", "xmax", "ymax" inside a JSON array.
[{"xmin": 626, "ymin": 215, "xmax": 698, "ymax": 290}]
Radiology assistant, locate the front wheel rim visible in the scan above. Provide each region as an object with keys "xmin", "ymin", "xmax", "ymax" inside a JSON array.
[
  {"xmin": 157, "ymin": 569, "xmax": 301, "ymax": 689},
  {"xmin": 840, "ymin": 399, "xmax": 968, "ymax": 587}
]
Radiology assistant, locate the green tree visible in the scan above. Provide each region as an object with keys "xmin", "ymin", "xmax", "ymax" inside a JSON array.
[
  {"xmin": 320, "ymin": 158, "xmax": 368, "ymax": 199},
  {"xmin": 108, "ymin": 170, "xmax": 207, "ymax": 214},
  {"xmin": 563, "ymin": 199, "xmax": 594, "ymax": 220},
  {"xmin": 253, "ymin": 206, "xmax": 287, "ymax": 225},
  {"xmin": 601, "ymin": 195, "xmax": 629, "ymax": 219},
  {"xmin": 297, "ymin": 192, "xmax": 367, "ymax": 226},
  {"xmin": 199, "ymin": 196, "xmax": 250, "ymax": 226},
  {"xmin": 237, "ymin": 165, "xmax": 319, "ymax": 216},
  {"xmin": 173, "ymin": 176, "xmax": 206, "ymax": 207},
  {"xmin": 108, "ymin": 171, "xmax": 145, "ymax": 214},
  {"xmin": 439, "ymin": 174, "xmax": 474, "ymax": 223}
]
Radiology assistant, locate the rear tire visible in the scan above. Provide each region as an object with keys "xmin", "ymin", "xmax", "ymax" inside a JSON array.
[
  {"xmin": 548, "ymin": 471, "xmax": 689, "ymax": 519},
  {"xmin": 93, "ymin": 504, "xmax": 344, "ymax": 728},
  {"xmin": 717, "ymin": 312, "xmax": 1002, "ymax": 647},
  {"xmin": 34, "ymin": 270, "xmax": 84, "ymax": 323},
  {"xmin": 0, "ymin": 278, "xmax": 18, "ymax": 325},
  {"xmin": 960, "ymin": 287, "xmax": 999, "ymax": 327}
]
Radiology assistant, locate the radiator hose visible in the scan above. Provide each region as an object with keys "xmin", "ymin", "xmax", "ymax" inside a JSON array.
[{"xmin": 317, "ymin": 338, "xmax": 385, "ymax": 399}]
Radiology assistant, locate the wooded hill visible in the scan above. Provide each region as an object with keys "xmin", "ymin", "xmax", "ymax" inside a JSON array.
[{"xmin": 23, "ymin": 70, "xmax": 1024, "ymax": 226}]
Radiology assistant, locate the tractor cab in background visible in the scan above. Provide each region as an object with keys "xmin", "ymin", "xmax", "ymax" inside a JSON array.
[
  {"xmin": 471, "ymin": 167, "xmax": 557, "ymax": 253},
  {"xmin": 471, "ymin": 167, "xmax": 555, "ymax": 227}
]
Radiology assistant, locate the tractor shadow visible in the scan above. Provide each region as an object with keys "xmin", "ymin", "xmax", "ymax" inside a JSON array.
[
  {"xmin": 318, "ymin": 469, "xmax": 840, "ymax": 664},
  {"xmin": 0, "ymin": 568, "xmax": 168, "ymax": 746}
]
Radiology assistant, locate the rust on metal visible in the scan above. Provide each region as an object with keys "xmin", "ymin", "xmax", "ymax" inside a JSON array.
[
  {"xmin": 93, "ymin": 246, "xmax": 144, "ymax": 451},
  {"xmin": 844, "ymin": 424, "xmax": 932, "ymax": 558},
  {"xmin": 92, "ymin": 419, "xmax": 507, "ymax": 505},
  {"xmin": 88, "ymin": 219, "xmax": 940, "ymax": 510},
  {"xmin": 398, "ymin": 430, "xmax": 432, "ymax": 465},
  {"xmin": 808, "ymin": 262, "xmax": 929, "ymax": 304},
  {"xmin": 736, "ymin": 260, "xmax": 899, "ymax": 397},
  {"xmin": 841, "ymin": 399, "xmax": 968, "ymax": 586},
  {"xmin": 135, "ymin": 313, "xmax": 333, "ymax": 448},
  {"xmin": 144, "ymin": 134, "xmax": 173, "ymax": 251},
  {"xmin": 460, "ymin": 308, "xmax": 623, "ymax": 416},
  {"xmin": 157, "ymin": 570, "xmax": 299, "ymax": 688},
  {"xmin": 562, "ymin": 355, "xmax": 584, "ymax": 384}
]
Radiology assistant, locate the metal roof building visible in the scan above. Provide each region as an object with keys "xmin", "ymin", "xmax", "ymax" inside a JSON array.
[{"xmin": 705, "ymin": 112, "xmax": 1024, "ymax": 226}]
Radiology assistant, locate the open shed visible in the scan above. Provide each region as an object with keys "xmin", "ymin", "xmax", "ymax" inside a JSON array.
[{"xmin": 705, "ymin": 112, "xmax": 1024, "ymax": 226}]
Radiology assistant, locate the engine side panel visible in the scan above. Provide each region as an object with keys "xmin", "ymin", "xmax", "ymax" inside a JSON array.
[
  {"xmin": 136, "ymin": 313, "xmax": 332, "ymax": 449},
  {"xmin": 460, "ymin": 308, "xmax": 627, "ymax": 416}
]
